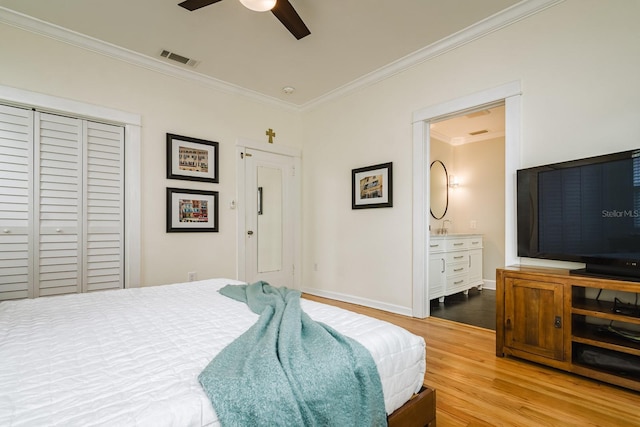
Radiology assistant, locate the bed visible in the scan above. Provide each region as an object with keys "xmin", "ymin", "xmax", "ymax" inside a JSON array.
[{"xmin": 0, "ymin": 279, "xmax": 435, "ymax": 426}]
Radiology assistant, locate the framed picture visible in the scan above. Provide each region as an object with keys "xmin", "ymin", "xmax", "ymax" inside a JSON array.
[
  {"xmin": 166, "ymin": 188, "xmax": 219, "ymax": 232},
  {"xmin": 352, "ymin": 162, "xmax": 393, "ymax": 209},
  {"xmin": 167, "ymin": 133, "xmax": 219, "ymax": 183}
]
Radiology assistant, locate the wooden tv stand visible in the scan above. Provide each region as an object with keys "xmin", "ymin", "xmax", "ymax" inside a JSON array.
[{"xmin": 497, "ymin": 265, "xmax": 640, "ymax": 392}]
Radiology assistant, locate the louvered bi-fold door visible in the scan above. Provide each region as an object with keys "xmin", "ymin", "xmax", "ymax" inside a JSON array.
[
  {"xmin": 34, "ymin": 112, "xmax": 83, "ymax": 297},
  {"xmin": 84, "ymin": 121, "xmax": 124, "ymax": 292},
  {"xmin": 0, "ymin": 105, "xmax": 33, "ymax": 300},
  {"xmin": 0, "ymin": 105, "xmax": 124, "ymax": 300}
]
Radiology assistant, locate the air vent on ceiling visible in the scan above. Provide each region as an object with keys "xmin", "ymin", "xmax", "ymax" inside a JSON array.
[
  {"xmin": 160, "ymin": 49, "xmax": 199, "ymax": 67},
  {"xmin": 469, "ymin": 129, "xmax": 489, "ymax": 136}
]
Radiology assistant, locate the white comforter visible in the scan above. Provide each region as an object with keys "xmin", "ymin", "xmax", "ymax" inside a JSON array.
[{"xmin": 0, "ymin": 279, "xmax": 425, "ymax": 426}]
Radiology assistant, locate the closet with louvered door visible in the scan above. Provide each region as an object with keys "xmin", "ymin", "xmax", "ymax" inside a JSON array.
[
  {"xmin": 0, "ymin": 105, "xmax": 33, "ymax": 300},
  {"xmin": 0, "ymin": 104, "xmax": 124, "ymax": 300},
  {"xmin": 35, "ymin": 112, "xmax": 84, "ymax": 297},
  {"xmin": 83, "ymin": 121, "xmax": 124, "ymax": 293}
]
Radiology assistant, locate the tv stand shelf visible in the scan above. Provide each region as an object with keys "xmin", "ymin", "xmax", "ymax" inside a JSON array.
[
  {"xmin": 572, "ymin": 323, "xmax": 640, "ymax": 355},
  {"xmin": 497, "ymin": 265, "xmax": 640, "ymax": 392},
  {"xmin": 572, "ymin": 298, "xmax": 640, "ymax": 325}
]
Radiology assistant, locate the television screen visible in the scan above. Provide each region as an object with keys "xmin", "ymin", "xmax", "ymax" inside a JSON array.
[{"xmin": 517, "ymin": 149, "xmax": 640, "ymax": 280}]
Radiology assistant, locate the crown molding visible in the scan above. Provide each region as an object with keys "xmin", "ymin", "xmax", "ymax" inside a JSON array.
[
  {"xmin": 0, "ymin": 0, "xmax": 563, "ymax": 113},
  {"xmin": 300, "ymin": 0, "xmax": 564, "ymax": 111},
  {"xmin": 430, "ymin": 129, "xmax": 506, "ymax": 146},
  {"xmin": 452, "ymin": 130, "xmax": 506, "ymax": 146},
  {"xmin": 429, "ymin": 130, "xmax": 451, "ymax": 144},
  {"xmin": 0, "ymin": 6, "xmax": 300, "ymax": 113}
]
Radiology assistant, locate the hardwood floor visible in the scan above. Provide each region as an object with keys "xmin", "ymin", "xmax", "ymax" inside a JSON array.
[
  {"xmin": 430, "ymin": 288, "xmax": 496, "ymax": 330},
  {"xmin": 303, "ymin": 294, "xmax": 640, "ymax": 427}
]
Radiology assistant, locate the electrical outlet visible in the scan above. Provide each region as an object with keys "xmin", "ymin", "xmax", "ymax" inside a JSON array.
[
  {"xmin": 188, "ymin": 271, "xmax": 197, "ymax": 282},
  {"xmin": 470, "ymin": 220, "xmax": 477, "ymax": 229}
]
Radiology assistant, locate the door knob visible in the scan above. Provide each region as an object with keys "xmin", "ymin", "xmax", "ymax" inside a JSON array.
[{"xmin": 247, "ymin": 230, "xmax": 254, "ymax": 236}]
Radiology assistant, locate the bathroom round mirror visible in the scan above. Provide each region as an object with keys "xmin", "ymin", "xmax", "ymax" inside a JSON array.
[{"xmin": 430, "ymin": 160, "xmax": 448, "ymax": 220}]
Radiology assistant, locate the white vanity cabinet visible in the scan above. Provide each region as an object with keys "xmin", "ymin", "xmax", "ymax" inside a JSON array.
[
  {"xmin": 428, "ymin": 234, "xmax": 483, "ymax": 300},
  {"xmin": 428, "ymin": 239, "xmax": 446, "ymax": 300}
]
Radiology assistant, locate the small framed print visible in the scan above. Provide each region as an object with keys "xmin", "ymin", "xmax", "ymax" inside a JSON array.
[
  {"xmin": 352, "ymin": 162, "xmax": 393, "ymax": 209},
  {"xmin": 167, "ymin": 133, "xmax": 219, "ymax": 183},
  {"xmin": 166, "ymin": 188, "xmax": 219, "ymax": 232}
]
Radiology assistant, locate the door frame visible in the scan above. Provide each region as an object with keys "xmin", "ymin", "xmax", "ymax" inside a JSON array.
[
  {"xmin": 235, "ymin": 138, "xmax": 302, "ymax": 288},
  {"xmin": 411, "ymin": 81, "xmax": 522, "ymax": 318}
]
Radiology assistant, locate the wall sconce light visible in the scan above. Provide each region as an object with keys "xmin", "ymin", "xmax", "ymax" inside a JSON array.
[{"xmin": 449, "ymin": 175, "xmax": 459, "ymax": 188}]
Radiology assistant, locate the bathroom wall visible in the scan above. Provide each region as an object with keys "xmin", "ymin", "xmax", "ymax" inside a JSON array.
[
  {"xmin": 449, "ymin": 137, "xmax": 505, "ymax": 288},
  {"xmin": 430, "ymin": 136, "xmax": 504, "ymax": 289}
]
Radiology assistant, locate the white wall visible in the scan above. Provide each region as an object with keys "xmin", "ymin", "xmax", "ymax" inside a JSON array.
[
  {"xmin": 0, "ymin": 22, "xmax": 302, "ymax": 287},
  {"xmin": 300, "ymin": 0, "xmax": 640, "ymax": 312},
  {"xmin": 2, "ymin": 0, "xmax": 639, "ymax": 314},
  {"xmin": 450, "ymin": 137, "xmax": 505, "ymax": 288}
]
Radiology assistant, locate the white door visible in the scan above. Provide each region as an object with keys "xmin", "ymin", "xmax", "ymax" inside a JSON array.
[
  {"xmin": 0, "ymin": 105, "xmax": 33, "ymax": 300},
  {"xmin": 84, "ymin": 120, "xmax": 125, "ymax": 292},
  {"xmin": 34, "ymin": 113, "xmax": 125, "ymax": 297},
  {"xmin": 244, "ymin": 149, "xmax": 296, "ymax": 288},
  {"xmin": 34, "ymin": 112, "xmax": 84, "ymax": 297},
  {"xmin": 0, "ymin": 105, "xmax": 125, "ymax": 301}
]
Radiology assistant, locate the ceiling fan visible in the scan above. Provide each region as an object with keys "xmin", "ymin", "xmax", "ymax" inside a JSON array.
[{"xmin": 178, "ymin": 0, "xmax": 311, "ymax": 40}]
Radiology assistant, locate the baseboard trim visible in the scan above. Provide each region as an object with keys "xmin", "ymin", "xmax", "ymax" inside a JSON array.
[
  {"xmin": 301, "ymin": 287, "xmax": 413, "ymax": 317},
  {"xmin": 482, "ymin": 279, "xmax": 496, "ymax": 291}
]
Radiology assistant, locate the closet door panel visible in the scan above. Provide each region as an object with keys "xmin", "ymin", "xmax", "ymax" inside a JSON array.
[
  {"xmin": 84, "ymin": 121, "xmax": 124, "ymax": 292},
  {"xmin": 0, "ymin": 105, "xmax": 33, "ymax": 300},
  {"xmin": 35, "ymin": 112, "xmax": 82, "ymax": 297},
  {"xmin": 1, "ymin": 105, "xmax": 125, "ymax": 299}
]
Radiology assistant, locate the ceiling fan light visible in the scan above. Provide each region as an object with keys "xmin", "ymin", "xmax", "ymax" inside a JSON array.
[{"xmin": 239, "ymin": 0, "xmax": 277, "ymax": 12}]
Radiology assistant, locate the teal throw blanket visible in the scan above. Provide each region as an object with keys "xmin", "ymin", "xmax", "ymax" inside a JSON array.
[{"xmin": 198, "ymin": 281, "xmax": 387, "ymax": 427}]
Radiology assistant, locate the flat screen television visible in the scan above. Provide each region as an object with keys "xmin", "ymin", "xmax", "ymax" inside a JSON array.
[{"xmin": 517, "ymin": 149, "xmax": 640, "ymax": 281}]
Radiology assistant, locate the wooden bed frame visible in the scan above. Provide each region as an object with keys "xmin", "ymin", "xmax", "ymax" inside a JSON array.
[{"xmin": 387, "ymin": 386, "xmax": 436, "ymax": 427}]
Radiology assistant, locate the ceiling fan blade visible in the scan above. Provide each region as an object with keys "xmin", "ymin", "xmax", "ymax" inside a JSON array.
[
  {"xmin": 178, "ymin": 0, "xmax": 223, "ymax": 12},
  {"xmin": 271, "ymin": 0, "xmax": 310, "ymax": 40}
]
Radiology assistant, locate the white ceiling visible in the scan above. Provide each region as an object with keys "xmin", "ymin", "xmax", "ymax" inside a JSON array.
[
  {"xmin": 0, "ymin": 0, "xmax": 530, "ymax": 108},
  {"xmin": 431, "ymin": 105, "xmax": 505, "ymax": 145}
]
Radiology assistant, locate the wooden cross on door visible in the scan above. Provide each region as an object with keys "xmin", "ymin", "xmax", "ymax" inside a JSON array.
[{"xmin": 266, "ymin": 128, "xmax": 276, "ymax": 144}]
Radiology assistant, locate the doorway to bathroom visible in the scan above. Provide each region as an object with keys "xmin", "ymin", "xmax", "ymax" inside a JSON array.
[
  {"xmin": 410, "ymin": 81, "xmax": 522, "ymax": 322},
  {"xmin": 428, "ymin": 105, "xmax": 505, "ymax": 330}
]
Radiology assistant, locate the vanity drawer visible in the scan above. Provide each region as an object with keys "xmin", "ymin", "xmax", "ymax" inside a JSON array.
[
  {"xmin": 445, "ymin": 252, "xmax": 467, "ymax": 264},
  {"xmin": 468, "ymin": 237, "xmax": 483, "ymax": 249},
  {"xmin": 446, "ymin": 275, "xmax": 469, "ymax": 294},
  {"xmin": 445, "ymin": 238, "xmax": 468, "ymax": 251},
  {"xmin": 446, "ymin": 261, "xmax": 468, "ymax": 276},
  {"xmin": 428, "ymin": 238, "xmax": 445, "ymax": 253}
]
